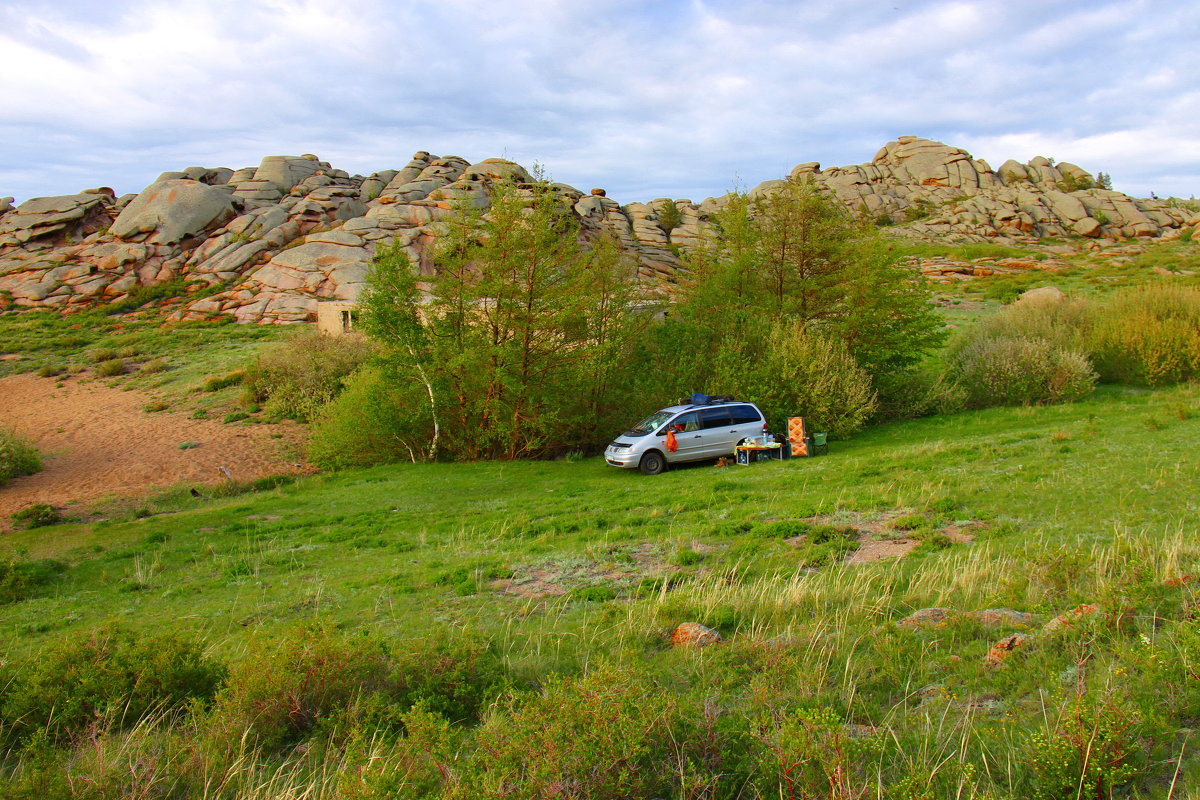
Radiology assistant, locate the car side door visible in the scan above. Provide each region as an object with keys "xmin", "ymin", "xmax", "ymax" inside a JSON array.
[
  {"xmin": 661, "ymin": 411, "xmax": 703, "ymax": 462},
  {"xmin": 697, "ymin": 406, "xmax": 737, "ymax": 457}
]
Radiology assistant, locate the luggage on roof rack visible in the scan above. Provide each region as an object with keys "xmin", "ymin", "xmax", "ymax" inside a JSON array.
[{"xmin": 687, "ymin": 393, "xmax": 736, "ymax": 405}]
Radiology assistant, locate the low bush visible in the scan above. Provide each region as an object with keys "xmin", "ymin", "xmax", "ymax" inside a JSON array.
[
  {"xmin": 1089, "ymin": 283, "xmax": 1200, "ymax": 386},
  {"xmin": 200, "ymin": 371, "xmax": 243, "ymax": 392},
  {"xmin": 0, "ymin": 427, "xmax": 41, "ymax": 486},
  {"xmin": 0, "ymin": 556, "xmax": 65, "ymax": 604},
  {"xmin": 10, "ymin": 503, "xmax": 61, "ymax": 529},
  {"xmin": 874, "ymin": 367, "xmax": 966, "ymax": 420},
  {"xmin": 100, "ymin": 278, "xmax": 189, "ymax": 314},
  {"xmin": 973, "ymin": 295, "xmax": 1095, "ymax": 351},
  {"xmin": 139, "ymin": 357, "xmax": 168, "ymax": 374},
  {"xmin": 308, "ymin": 365, "xmax": 433, "ymax": 467},
  {"xmin": 243, "ymin": 331, "xmax": 373, "ymax": 422},
  {"xmin": 1, "ymin": 626, "xmax": 226, "ymax": 744},
  {"xmin": 94, "ymin": 358, "xmax": 127, "ymax": 377},
  {"xmin": 452, "ymin": 663, "xmax": 682, "ymax": 799},
  {"xmin": 952, "ymin": 335, "xmax": 1097, "ymax": 408},
  {"xmin": 207, "ymin": 626, "xmax": 505, "ymax": 753},
  {"xmin": 713, "ymin": 321, "xmax": 879, "ymax": 437}
]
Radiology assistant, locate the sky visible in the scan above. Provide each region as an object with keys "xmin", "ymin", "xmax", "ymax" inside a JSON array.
[{"xmin": 1, "ymin": 0, "xmax": 1197, "ymax": 206}]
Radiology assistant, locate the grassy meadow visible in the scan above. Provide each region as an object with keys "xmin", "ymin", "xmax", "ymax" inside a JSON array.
[
  {"xmin": 2, "ymin": 381, "xmax": 1199, "ymax": 796},
  {"xmin": 2, "ymin": 240, "xmax": 1200, "ymax": 798}
]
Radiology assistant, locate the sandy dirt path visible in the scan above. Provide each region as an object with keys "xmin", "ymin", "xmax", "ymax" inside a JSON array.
[{"xmin": 0, "ymin": 372, "xmax": 308, "ymax": 522}]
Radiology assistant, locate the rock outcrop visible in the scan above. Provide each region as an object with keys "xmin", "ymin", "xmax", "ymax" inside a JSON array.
[{"xmin": 0, "ymin": 137, "xmax": 1192, "ymax": 323}]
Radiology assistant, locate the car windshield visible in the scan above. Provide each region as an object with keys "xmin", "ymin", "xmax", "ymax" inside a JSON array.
[{"xmin": 627, "ymin": 410, "xmax": 675, "ymax": 436}]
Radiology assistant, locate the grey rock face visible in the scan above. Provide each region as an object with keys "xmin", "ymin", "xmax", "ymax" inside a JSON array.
[
  {"xmin": 0, "ymin": 137, "xmax": 1190, "ymax": 324},
  {"xmin": 111, "ymin": 180, "xmax": 238, "ymax": 245}
]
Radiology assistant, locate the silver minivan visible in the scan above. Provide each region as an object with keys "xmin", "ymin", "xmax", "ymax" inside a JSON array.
[{"xmin": 604, "ymin": 399, "xmax": 768, "ymax": 474}]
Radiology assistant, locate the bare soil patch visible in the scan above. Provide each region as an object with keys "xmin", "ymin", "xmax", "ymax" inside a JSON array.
[{"xmin": 0, "ymin": 372, "xmax": 308, "ymax": 524}]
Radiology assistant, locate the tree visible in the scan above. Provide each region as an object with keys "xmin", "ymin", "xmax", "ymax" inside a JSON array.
[
  {"xmin": 357, "ymin": 239, "xmax": 440, "ymax": 461},
  {"xmin": 662, "ymin": 176, "xmax": 946, "ymax": 422},
  {"xmin": 357, "ymin": 177, "xmax": 651, "ymax": 461}
]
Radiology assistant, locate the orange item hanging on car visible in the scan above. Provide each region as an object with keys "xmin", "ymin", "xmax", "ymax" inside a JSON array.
[{"xmin": 665, "ymin": 429, "xmax": 678, "ymax": 452}]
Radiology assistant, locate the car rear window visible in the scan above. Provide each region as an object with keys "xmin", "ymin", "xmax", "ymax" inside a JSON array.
[{"xmin": 729, "ymin": 404, "xmax": 762, "ymax": 425}]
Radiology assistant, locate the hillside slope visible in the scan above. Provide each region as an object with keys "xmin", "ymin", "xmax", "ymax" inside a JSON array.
[{"xmin": 2, "ymin": 137, "xmax": 1197, "ymax": 325}]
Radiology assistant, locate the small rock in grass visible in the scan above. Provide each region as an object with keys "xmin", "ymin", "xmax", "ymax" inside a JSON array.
[
  {"xmin": 984, "ymin": 633, "xmax": 1029, "ymax": 667},
  {"xmin": 1042, "ymin": 603, "xmax": 1102, "ymax": 633},
  {"xmin": 968, "ymin": 608, "xmax": 1042, "ymax": 628},
  {"xmin": 897, "ymin": 607, "xmax": 956, "ymax": 628},
  {"xmin": 671, "ymin": 622, "xmax": 722, "ymax": 648}
]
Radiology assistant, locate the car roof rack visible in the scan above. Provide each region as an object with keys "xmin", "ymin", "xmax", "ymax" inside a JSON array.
[{"xmin": 680, "ymin": 393, "xmax": 737, "ymax": 406}]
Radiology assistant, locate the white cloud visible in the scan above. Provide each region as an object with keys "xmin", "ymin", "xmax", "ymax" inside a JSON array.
[{"xmin": 0, "ymin": 0, "xmax": 1196, "ymax": 203}]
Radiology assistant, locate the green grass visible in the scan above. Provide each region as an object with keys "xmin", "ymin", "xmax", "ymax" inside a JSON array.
[
  {"xmin": 4, "ymin": 297, "xmax": 1200, "ymax": 797},
  {"xmin": 1, "ymin": 381, "xmax": 1198, "ymax": 796},
  {"xmin": 1, "ymin": 381, "xmax": 1196, "ymax": 655},
  {"xmin": 887, "ymin": 241, "xmax": 1045, "ymax": 262},
  {"xmin": 0, "ymin": 309, "xmax": 285, "ymax": 385}
]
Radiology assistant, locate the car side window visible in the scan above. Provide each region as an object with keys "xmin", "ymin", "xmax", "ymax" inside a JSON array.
[
  {"xmin": 700, "ymin": 407, "xmax": 732, "ymax": 430},
  {"xmin": 729, "ymin": 405, "xmax": 762, "ymax": 425},
  {"xmin": 663, "ymin": 411, "xmax": 699, "ymax": 433}
]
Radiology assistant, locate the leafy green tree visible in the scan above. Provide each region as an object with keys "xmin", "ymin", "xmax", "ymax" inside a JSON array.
[
  {"xmin": 668, "ymin": 177, "xmax": 945, "ymax": 408},
  {"xmin": 357, "ymin": 239, "xmax": 441, "ymax": 461},
  {"xmin": 356, "ymin": 178, "xmax": 650, "ymax": 461}
]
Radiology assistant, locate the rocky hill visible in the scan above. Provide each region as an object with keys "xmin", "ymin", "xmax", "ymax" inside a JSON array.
[{"xmin": 1, "ymin": 136, "xmax": 1197, "ymax": 324}]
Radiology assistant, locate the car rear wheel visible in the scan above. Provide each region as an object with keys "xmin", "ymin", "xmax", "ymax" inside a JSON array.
[{"xmin": 639, "ymin": 450, "xmax": 667, "ymax": 475}]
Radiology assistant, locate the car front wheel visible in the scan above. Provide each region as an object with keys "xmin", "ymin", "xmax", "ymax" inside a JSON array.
[{"xmin": 639, "ymin": 450, "xmax": 667, "ymax": 475}]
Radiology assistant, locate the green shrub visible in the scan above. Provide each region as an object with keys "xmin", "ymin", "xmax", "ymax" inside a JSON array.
[
  {"xmin": 10, "ymin": 503, "xmax": 61, "ymax": 529},
  {"xmin": 713, "ymin": 321, "xmax": 878, "ymax": 437},
  {"xmin": 208, "ymin": 626, "xmax": 504, "ymax": 753},
  {"xmin": 1089, "ymin": 284, "xmax": 1200, "ymax": 386},
  {"xmin": 656, "ymin": 199, "xmax": 682, "ymax": 234},
  {"xmin": 751, "ymin": 706, "xmax": 884, "ymax": 799},
  {"xmin": 793, "ymin": 525, "xmax": 860, "ymax": 567},
  {"xmin": 139, "ymin": 357, "xmax": 168, "ymax": 374},
  {"xmin": 985, "ymin": 280, "xmax": 1023, "ymax": 304},
  {"xmin": 1, "ymin": 626, "xmax": 226, "ymax": 744},
  {"xmin": 243, "ymin": 331, "xmax": 373, "ymax": 422},
  {"xmin": 874, "ymin": 367, "xmax": 966, "ymax": 420},
  {"xmin": 951, "ymin": 335, "xmax": 1096, "ymax": 408},
  {"xmin": 309, "ymin": 365, "xmax": 432, "ymax": 468},
  {"xmin": 1025, "ymin": 692, "xmax": 1144, "ymax": 800},
  {"xmin": 0, "ymin": 556, "xmax": 65, "ymax": 604},
  {"xmin": 972, "ymin": 295, "xmax": 1095, "ymax": 349},
  {"xmin": 453, "ymin": 663, "xmax": 680, "ymax": 799},
  {"xmin": 101, "ymin": 278, "xmax": 189, "ymax": 314},
  {"xmin": 200, "ymin": 371, "xmax": 243, "ymax": 392},
  {"xmin": 94, "ymin": 358, "xmax": 127, "ymax": 377},
  {"xmin": 89, "ymin": 347, "xmax": 118, "ymax": 363},
  {"xmin": 142, "ymin": 400, "xmax": 169, "ymax": 413},
  {"xmin": 571, "ymin": 584, "xmax": 618, "ymax": 602},
  {"xmin": 754, "ymin": 520, "xmax": 811, "ymax": 538},
  {"xmin": 34, "ymin": 364, "xmax": 62, "ymax": 378},
  {"xmin": 0, "ymin": 427, "xmax": 41, "ymax": 485},
  {"xmin": 889, "ymin": 514, "xmax": 930, "ymax": 531},
  {"xmin": 671, "ymin": 546, "xmax": 705, "ymax": 566},
  {"xmin": 222, "ymin": 411, "xmax": 249, "ymax": 424}
]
